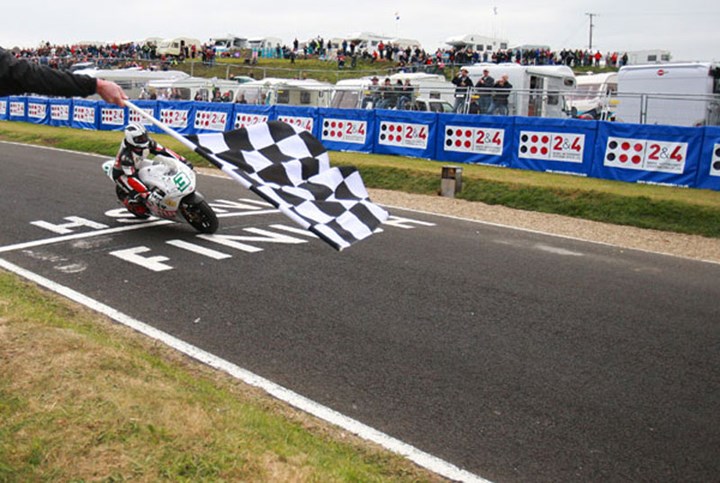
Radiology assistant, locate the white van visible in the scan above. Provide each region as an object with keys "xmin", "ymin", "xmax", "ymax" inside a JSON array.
[
  {"xmin": 614, "ymin": 62, "xmax": 720, "ymax": 126},
  {"xmin": 464, "ymin": 63, "xmax": 577, "ymax": 118},
  {"xmin": 156, "ymin": 37, "xmax": 202, "ymax": 57},
  {"xmin": 567, "ymin": 72, "xmax": 618, "ymax": 119}
]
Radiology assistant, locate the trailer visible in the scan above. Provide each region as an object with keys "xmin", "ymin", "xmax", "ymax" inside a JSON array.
[
  {"xmin": 234, "ymin": 78, "xmax": 334, "ymax": 107},
  {"xmin": 331, "ymin": 73, "xmax": 454, "ymax": 110},
  {"xmin": 614, "ymin": 62, "xmax": 720, "ymax": 126},
  {"xmin": 567, "ymin": 72, "xmax": 618, "ymax": 120}
]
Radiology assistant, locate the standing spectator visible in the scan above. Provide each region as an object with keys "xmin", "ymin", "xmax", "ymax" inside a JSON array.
[
  {"xmin": 491, "ymin": 74, "xmax": 512, "ymax": 115},
  {"xmin": 451, "ymin": 67, "xmax": 474, "ymax": 113},
  {"xmin": 475, "ymin": 68, "xmax": 495, "ymax": 114}
]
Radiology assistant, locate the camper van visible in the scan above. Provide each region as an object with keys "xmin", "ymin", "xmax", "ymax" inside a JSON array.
[
  {"xmin": 156, "ymin": 37, "xmax": 202, "ymax": 57},
  {"xmin": 144, "ymin": 77, "xmax": 244, "ymax": 102},
  {"xmin": 73, "ymin": 67, "xmax": 190, "ymax": 99},
  {"xmin": 463, "ymin": 63, "xmax": 577, "ymax": 117},
  {"xmin": 235, "ymin": 78, "xmax": 334, "ymax": 107},
  {"xmin": 614, "ymin": 62, "xmax": 720, "ymax": 126},
  {"xmin": 331, "ymin": 73, "xmax": 454, "ymax": 110},
  {"xmin": 210, "ymin": 35, "xmax": 248, "ymax": 55},
  {"xmin": 567, "ymin": 72, "xmax": 618, "ymax": 119}
]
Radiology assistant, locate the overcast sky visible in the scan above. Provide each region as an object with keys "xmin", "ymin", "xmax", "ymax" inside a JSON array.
[{"xmin": 2, "ymin": 0, "xmax": 718, "ymax": 62}]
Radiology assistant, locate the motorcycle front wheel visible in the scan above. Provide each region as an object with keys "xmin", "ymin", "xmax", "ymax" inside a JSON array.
[{"xmin": 180, "ymin": 194, "xmax": 219, "ymax": 234}]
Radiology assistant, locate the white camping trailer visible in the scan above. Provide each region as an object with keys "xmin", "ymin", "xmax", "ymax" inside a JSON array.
[
  {"xmin": 331, "ymin": 73, "xmax": 454, "ymax": 110},
  {"xmin": 74, "ymin": 67, "xmax": 190, "ymax": 99},
  {"xmin": 567, "ymin": 72, "xmax": 618, "ymax": 119},
  {"xmin": 235, "ymin": 78, "xmax": 334, "ymax": 107},
  {"xmin": 614, "ymin": 62, "xmax": 720, "ymax": 126}
]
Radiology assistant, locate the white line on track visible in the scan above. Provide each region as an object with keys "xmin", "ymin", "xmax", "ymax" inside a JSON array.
[{"xmin": 0, "ymin": 257, "xmax": 489, "ymax": 483}]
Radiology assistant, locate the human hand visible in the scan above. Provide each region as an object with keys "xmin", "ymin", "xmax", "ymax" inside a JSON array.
[{"xmin": 96, "ymin": 79, "xmax": 128, "ymax": 107}]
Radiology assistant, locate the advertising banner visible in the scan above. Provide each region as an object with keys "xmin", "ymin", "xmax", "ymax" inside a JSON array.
[
  {"xmin": 97, "ymin": 102, "xmax": 127, "ymax": 131},
  {"xmin": 695, "ymin": 127, "xmax": 720, "ymax": 191},
  {"xmin": 25, "ymin": 96, "xmax": 49, "ymax": 125},
  {"xmin": 232, "ymin": 104, "xmax": 273, "ymax": 130},
  {"xmin": 158, "ymin": 100, "xmax": 194, "ymax": 135},
  {"xmin": 193, "ymin": 101, "xmax": 234, "ymax": 133},
  {"xmin": 274, "ymin": 105, "xmax": 319, "ymax": 138},
  {"xmin": 511, "ymin": 117, "xmax": 597, "ymax": 176},
  {"xmin": 7, "ymin": 96, "xmax": 27, "ymax": 123},
  {"xmin": 127, "ymin": 100, "xmax": 159, "ymax": 133},
  {"xmin": 70, "ymin": 99, "xmax": 98, "ymax": 130},
  {"xmin": 317, "ymin": 108, "xmax": 375, "ymax": 153},
  {"xmin": 47, "ymin": 98, "xmax": 72, "ymax": 127},
  {"xmin": 436, "ymin": 113, "xmax": 515, "ymax": 166},
  {"xmin": 591, "ymin": 122, "xmax": 703, "ymax": 188},
  {"xmin": 373, "ymin": 110, "xmax": 438, "ymax": 159},
  {"xmin": 0, "ymin": 97, "xmax": 7, "ymax": 121}
]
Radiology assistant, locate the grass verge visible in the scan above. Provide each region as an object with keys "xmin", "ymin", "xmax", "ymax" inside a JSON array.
[
  {"xmin": 3, "ymin": 121, "xmax": 720, "ymax": 238},
  {"xmin": 0, "ymin": 271, "xmax": 442, "ymax": 481}
]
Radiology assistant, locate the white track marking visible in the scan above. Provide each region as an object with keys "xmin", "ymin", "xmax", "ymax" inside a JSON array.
[{"xmin": 0, "ymin": 257, "xmax": 489, "ymax": 483}]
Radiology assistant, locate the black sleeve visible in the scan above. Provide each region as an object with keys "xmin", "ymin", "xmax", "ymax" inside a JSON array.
[{"xmin": 0, "ymin": 47, "xmax": 97, "ymax": 98}]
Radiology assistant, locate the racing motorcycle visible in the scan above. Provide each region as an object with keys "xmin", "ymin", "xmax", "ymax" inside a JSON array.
[{"xmin": 102, "ymin": 155, "xmax": 219, "ymax": 234}]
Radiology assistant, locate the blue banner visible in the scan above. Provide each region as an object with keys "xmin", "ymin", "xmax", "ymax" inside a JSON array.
[
  {"xmin": 192, "ymin": 101, "xmax": 234, "ymax": 133},
  {"xmin": 0, "ymin": 97, "xmax": 7, "ymax": 121},
  {"xmin": 47, "ymin": 98, "xmax": 72, "ymax": 127},
  {"xmin": 512, "ymin": 117, "xmax": 598, "ymax": 176},
  {"xmin": 7, "ymin": 96, "xmax": 27, "ymax": 123},
  {"xmin": 435, "ymin": 113, "xmax": 515, "ymax": 166},
  {"xmin": 373, "ymin": 110, "xmax": 438, "ymax": 159},
  {"xmin": 317, "ymin": 108, "xmax": 375, "ymax": 153},
  {"xmin": 274, "ymin": 105, "xmax": 320, "ymax": 138},
  {"xmin": 70, "ymin": 99, "xmax": 98, "ymax": 130},
  {"xmin": 97, "ymin": 102, "xmax": 127, "ymax": 131},
  {"xmin": 695, "ymin": 127, "xmax": 720, "ymax": 191},
  {"xmin": 232, "ymin": 104, "xmax": 274, "ymax": 130},
  {"xmin": 127, "ymin": 100, "xmax": 159, "ymax": 133},
  {"xmin": 157, "ymin": 100, "xmax": 195, "ymax": 135},
  {"xmin": 591, "ymin": 122, "xmax": 703, "ymax": 188},
  {"xmin": 25, "ymin": 96, "xmax": 49, "ymax": 125}
]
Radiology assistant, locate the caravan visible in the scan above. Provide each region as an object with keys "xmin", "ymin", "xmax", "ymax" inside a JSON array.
[
  {"xmin": 614, "ymin": 62, "xmax": 720, "ymax": 126},
  {"xmin": 331, "ymin": 73, "xmax": 454, "ymax": 110},
  {"xmin": 210, "ymin": 35, "xmax": 248, "ymax": 55},
  {"xmin": 235, "ymin": 78, "xmax": 334, "ymax": 107},
  {"xmin": 464, "ymin": 63, "xmax": 576, "ymax": 117},
  {"xmin": 73, "ymin": 67, "xmax": 189, "ymax": 99},
  {"xmin": 156, "ymin": 37, "xmax": 202, "ymax": 57},
  {"xmin": 567, "ymin": 72, "xmax": 618, "ymax": 119}
]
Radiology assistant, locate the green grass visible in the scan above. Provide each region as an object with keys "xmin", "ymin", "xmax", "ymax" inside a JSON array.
[
  {"xmin": 0, "ymin": 272, "xmax": 441, "ymax": 482},
  {"xmin": 3, "ymin": 120, "xmax": 720, "ymax": 238}
]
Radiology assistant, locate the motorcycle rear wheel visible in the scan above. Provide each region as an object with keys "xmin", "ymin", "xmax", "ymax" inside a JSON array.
[{"xmin": 180, "ymin": 194, "xmax": 219, "ymax": 234}]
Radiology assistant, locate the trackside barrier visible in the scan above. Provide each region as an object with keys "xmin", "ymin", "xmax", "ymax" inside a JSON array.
[
  {"xmin": 696, "ymin": 127, "xmax": 720, "ymax": 190},
  {"xmin": 511, "ymin": 117, "xmax": 598, "ymax": 176},
  {"xmin": 436, "ymin": 113, "xmax": 515, "ymax": 167},
  {"xmin": 1, "ymin": 95, "xmax": 718, "ymax": 191},
  {"xmin": 592, "ymin": 122, "xmax": 703, "ymax": 188}
]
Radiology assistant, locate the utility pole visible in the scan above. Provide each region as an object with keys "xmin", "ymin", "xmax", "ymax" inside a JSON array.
[{"xmin": 586, "ymin": 12, "xmax": 597, "ymax": 50}]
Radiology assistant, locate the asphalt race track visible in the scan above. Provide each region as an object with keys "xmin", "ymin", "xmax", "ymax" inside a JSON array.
[{"xmin": 2, "ymin": 141, "xmax": 719, "ymax": 482}]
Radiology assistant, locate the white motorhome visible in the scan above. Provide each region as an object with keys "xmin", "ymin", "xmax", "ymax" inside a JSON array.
[
  {"xmin": 567, "ymin": 72, "xmax": 618, "ymax": 119},
  {"xmin": 144, "ymin": 77, "xmax": 244, "ymax": 102},
  {"xmin": 210, "ymin": 35, "xmax": 248, "ymax": 54},
  {"xmin": 445, "ymin": 34, "xmax": 509, "ymax": 53},
  {"xmin": 464, "ymin": 63, "xmax": 576, "ymax": 117},
  {"xmin": 156, "ymin": 37, "xmax": 202, "ymax": 57},
  {"xmin": 614, "ymin": 62, "xmax": 720, "ymax": 126},
  {"xmin": 73, "ymin": 67, "xmax": 190, "ymax": 99},
  {"xmin": 248, "ymin": 37, "xmax": 282, "ymax": 51},
  {"xmin": 331, "ymin": 73, "xmax": 454, "ymax": 110},
  {"xmin": 346, "ymin": 32, "xmax": 392, "ymax": 52},
  {"xmin": 625, "ymin": 50, "xmax": 672, "ymax": 65},
  {"xmin": 235, "ymin": 78, "xmax": 334, "ymax": 107}
]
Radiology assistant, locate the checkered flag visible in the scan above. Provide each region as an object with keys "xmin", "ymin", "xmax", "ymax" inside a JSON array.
[{"xmin": 186, "ymin": 121, "xmax": 388, "ymax": 251}]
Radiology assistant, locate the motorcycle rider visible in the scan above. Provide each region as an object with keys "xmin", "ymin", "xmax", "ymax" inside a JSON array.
[{"xmin": 113, "ymin": 122, "xmax": 193, "ymax": 217}]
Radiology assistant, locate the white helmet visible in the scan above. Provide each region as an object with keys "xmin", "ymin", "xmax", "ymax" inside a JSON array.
[{"xmin": 124, "ymin": 123, "xmax": 149, "ymax": 150}]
